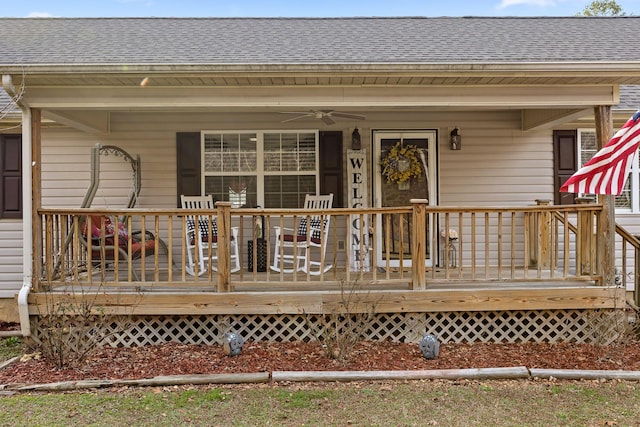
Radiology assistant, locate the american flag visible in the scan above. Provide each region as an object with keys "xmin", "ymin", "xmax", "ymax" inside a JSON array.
[{"xmin": 561, "ymin": 110, "xmax": 640, "ymax": 195}]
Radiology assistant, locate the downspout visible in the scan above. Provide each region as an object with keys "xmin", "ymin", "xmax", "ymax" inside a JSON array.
[{"xmin": 2, "ymin": 74, "xmax": 32, "ymax": 336}]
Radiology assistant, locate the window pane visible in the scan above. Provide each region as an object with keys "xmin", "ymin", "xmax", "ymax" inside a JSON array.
[
  {"xmin": 264, "ymin": 132, "xmax": 317, "ymax": 172},
  {"xmin": 204, "ymin": 176, "xmax": 257, "ymax": 208},
  {"xmin": 221, "ymin": 133, "xmax": 239, "ymax": 172},
  {"xmin": 281, "ymin": 133, "xmax": 297, "ymax": 152},
  {"xmin": 299, "ymin": 175, "xmax": 316, "ymax": 194},
  {"xmin": 203, "ymin": 133, "xmax": 222, "ymax": 173},
  {"xmin": 280, "ymin": 134, "xmax": 302, "ymax": 172},
  {"xmin": 264, "ymin": 133, "xmax": 280, "ymax": 151},
  {"xmin": 281, "ymin": 150, "xmax": 299, "ymax": 171},
  {"xmin": 264, "ymin": 175, "xmax": 317, "ymax": 208},
  {"xmin": 579, "ymin": 131, "xmax": 599, "ymax": 201},
  {"xmin": 203, "ymin": 130, "xmax": 318, "ymax": 209},
  {"xmin": 615, "ymin": 178, "xmax": 632, "ymax": 209},
  {"xmin": 222, "ymin": 151, "xmax": 237, "ymax": 172},
  {"xmin": 239, "ymin": 134, "xmax": 257, "ymax": 172},
  {"xmin": 264, "ymin": 133, "xmax": 281, "ymax": 171},
  {"xmin": 299, "ymin": 133, "xmax": 316, "ymax": 171},
  {"xmin": 298, "ymin": 151, "xmax": 316, "ymax": 171},
  {"xmin": 580, "ymin": 132, "xmax": 597, "ymax": 165}
]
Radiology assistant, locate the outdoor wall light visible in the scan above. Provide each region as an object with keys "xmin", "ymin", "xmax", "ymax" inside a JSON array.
[
  {"xmin": 352, "ymin": 127, "xmax": 362, "ymax": 150},
  {"xmin": 450, "ymin": 127, "xmax": 461, "ymax": 150}
]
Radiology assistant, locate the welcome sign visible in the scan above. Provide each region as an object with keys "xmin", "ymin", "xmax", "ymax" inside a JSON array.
[{"xmin": 347, "ymin": 149, "xmax": 370, "ymax": 272}]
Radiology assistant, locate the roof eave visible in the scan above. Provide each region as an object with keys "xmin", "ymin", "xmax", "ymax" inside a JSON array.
[{"xmin": 3, "ymin": 62, "xmax": 640, "ymax": 75}]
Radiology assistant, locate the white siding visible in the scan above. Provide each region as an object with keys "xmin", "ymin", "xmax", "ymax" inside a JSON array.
[
  {"xmin": 615, "ymin": 215, "xmax": 640, "ymax": 237},
  {"xmin": 0, "ymin": 219, "xmax": 23, "ymax": 293}
]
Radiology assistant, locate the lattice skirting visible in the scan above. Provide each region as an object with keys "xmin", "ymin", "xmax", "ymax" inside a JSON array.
[{"xmin": 28, "ymin": 309, "xmax": 628, "ymax": 348}]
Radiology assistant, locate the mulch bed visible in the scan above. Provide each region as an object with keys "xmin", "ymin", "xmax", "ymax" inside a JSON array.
[{"xmin": 3, "ymin": 340, "xmax": 640, "ymax": 386}]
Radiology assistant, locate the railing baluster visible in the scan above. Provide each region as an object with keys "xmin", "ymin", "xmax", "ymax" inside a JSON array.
[
  {"xmin": 563, "ymin": 211, "xmax": 570, "ymax": 277},
  {"xmin": 411, "ymin": 199, "xmax": 427, "ymax": 290},
  {"xmin": 484, "ymin": 212, "xmax": 489, "ymax": 279},
  {"xmin": 471, "ymin": 212, "xmax": 476, "ymax": 280},
  {"xmin": 497, "ymin": 212, "xmax": 503, "ymax": 280},
  {"xmin": 510, "ymin": 211, "xmax": 516, "ymax": 279},
  {"xmin": 167, "ymin": 214, "xmax": 173, "ymax": 283},
  {"xmin": 458, "ymin": 212, "xmax": 463, "ymax": 279}
]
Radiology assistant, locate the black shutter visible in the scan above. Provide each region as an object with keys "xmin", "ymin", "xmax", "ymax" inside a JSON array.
[
  {"xmin": 0, "ymin": 135, "xmax": 22, "ymax": 218},
  {"xmin": 176, "ymin": 132, "xmax": 201, "ymax": 207},
  {"xmin": 319, "ymin": 131, "xmax": 343, "ymax": 208},
  {"xmin": 553, "ymin": 130, "xmax": 578, "ymax": 205}
]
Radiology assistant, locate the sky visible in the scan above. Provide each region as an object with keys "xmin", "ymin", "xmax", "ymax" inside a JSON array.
[{"xmin": 3, "ymin": 0, "xmax": 640, "ymax": 18}]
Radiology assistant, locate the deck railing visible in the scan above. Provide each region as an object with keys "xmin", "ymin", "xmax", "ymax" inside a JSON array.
[
  {"xmin": 36, "ymin": 201, "xmax": 605, "ymax": 292},
  {"xmin": 614, "ymin": 224, "xmax": 640, "ymax": 307}
]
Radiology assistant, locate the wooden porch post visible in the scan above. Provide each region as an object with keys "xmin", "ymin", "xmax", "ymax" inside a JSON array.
[
  {"xmin": 31, "ymin": 108, "xmax": 42, "ymax": 292},
  {"xmin": 410, "ymin": 199, "xmax": 427, "ymax": 290},
  {"xmin": 215, "ymin": 202, "xmax": 232, "ymax": 292},
  {"xmin": 594, "ymin": 106, "xmax": 615, "ymax": 286},
  {"xmin": 527, "ymin": 199, "xmax": 551, "ymax": 268}
]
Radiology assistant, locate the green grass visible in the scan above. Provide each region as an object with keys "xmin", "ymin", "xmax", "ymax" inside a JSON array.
[
  {"xmin": 275, "ymin": 388, "xmax": 335, "ymax": 409},
  {"xmin": 1, "ymin": 380, "xmax": 639, "ymax": 426},
  {"xmin": 0, "ymin": 337, "xmax": 22, "ymax": 363}
]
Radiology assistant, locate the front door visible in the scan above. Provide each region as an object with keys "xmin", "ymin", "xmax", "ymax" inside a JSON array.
[{"xmin": 373, "ymin": 130, "xmax": 437, "ymax": 268}]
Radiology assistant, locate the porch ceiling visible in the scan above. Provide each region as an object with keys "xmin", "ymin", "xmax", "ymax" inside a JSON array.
[{"xmin": 6, "ymin": 66, "xmax": 635, "ymax": 132}]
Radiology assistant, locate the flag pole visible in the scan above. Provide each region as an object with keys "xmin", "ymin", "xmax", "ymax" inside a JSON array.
[{"xmin": 594, "ymin": 105, "xmax": 615, "ymax": 287}]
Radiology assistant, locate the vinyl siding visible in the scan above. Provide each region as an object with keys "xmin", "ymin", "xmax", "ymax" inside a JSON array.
[{"xmin": 0, "ymin": 219, "xmax": 23, "ymax": 293}]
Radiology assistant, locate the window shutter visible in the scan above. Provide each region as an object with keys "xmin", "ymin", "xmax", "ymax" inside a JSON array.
[
  {"xmin": 553, "ymin": 130, "xmax": 577, "ymax": 205},
  {"xmin": 176, "ymin": 132, "xmax": 201, "ymax": 207},
  {"xmin": 0, "ymin": 135, "xmax": 22, "ymax": 219},
  {"xmin": 319, "ymin": 131, "xmax": 343, "ymax": 208}
]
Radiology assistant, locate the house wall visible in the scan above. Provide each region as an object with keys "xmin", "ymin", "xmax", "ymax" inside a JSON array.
[
  {"xmin": 2, "ymin": 109, "xmax": 622, "ymax": 296},
  {"xmin": 0, "ymin": 219, "xmax": 22, "ymax": 297},
  {"xmin": 38, "ymin": 109, "xmax": 556, "ymax": 208}
]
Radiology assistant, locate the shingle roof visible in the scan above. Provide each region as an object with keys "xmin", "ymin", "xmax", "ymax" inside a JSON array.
[
  {"xmin": 1, "ymin": 16, "xmax": 640, "ymax": 65},
  {"xmin": 619, "ymin": 86, "xmax": 640, "ymax": 110}
]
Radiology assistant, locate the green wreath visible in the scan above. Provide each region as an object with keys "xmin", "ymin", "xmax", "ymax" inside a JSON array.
[{"xmin": 380, "ymin": 141, "xmax": 423, "ymax": 184}]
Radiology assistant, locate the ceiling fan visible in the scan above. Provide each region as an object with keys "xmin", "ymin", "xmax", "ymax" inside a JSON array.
[{"xmin": 280, "ymin": 110, "xmax": 366, "ymax": 125}]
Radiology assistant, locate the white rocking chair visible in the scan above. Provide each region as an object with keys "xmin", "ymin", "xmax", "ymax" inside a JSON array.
[
  {"xmin": 180, "ymin": 195, "xmax": 240, "ymax": 276},
  {"xmin": 271, "ymin": 193, "xmax": 333, "ymax": 275}
]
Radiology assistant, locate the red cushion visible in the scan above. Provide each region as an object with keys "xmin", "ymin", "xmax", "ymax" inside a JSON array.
[
  {"xmin": 283, "ymin": 234, "xmax": 322, "ymax": 245},
  {"xmin": 83, "ymin": 215, "xmax": 157, "ymax": 259}
]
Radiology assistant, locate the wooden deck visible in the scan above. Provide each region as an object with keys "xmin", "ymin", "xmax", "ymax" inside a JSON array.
[{"xmin": 29, "ymin": 203, "xmax": 636, "ymax": 346}]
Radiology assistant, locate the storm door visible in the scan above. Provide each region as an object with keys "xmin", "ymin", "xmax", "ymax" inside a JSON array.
[{"xmin": 373, "ymin": 130, "xmax": 437, "ymax": 268}]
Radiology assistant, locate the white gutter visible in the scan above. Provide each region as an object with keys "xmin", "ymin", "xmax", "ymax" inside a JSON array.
[
  {"xmin": 2, "ymin": 74, "xmax": 32, "ymax": 337},
  {"xmin": 2, "ymin": 61, "xmax": 640, "ymax": 74}
]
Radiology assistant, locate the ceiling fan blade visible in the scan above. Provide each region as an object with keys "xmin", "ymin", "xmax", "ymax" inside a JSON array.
[
  {"xmin": 281, "ymin": 115, "xmax": 310, "ymax": 123},
  {"xmin": 321, "ymin": 115, "xmax": 336, "ymax": 125},
  {"xmin": 280, "ymin": 112, "xmax": 314, "ymax": 123},
  {"xmin": 330, "ymin": 112, "xmax": 366, "ymax": 121}
]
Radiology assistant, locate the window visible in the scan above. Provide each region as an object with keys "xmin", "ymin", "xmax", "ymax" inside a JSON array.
[
  {"xmin": 578, "ymin": 129, "xmax": 637, "ymax": 212},
  {"xmin": 0, "ymin": 134, "xmax": 22, "ymax": 219},
  {"xmin": 201, "ymin": 131, "xmax": 319, "ymax": 208}
]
